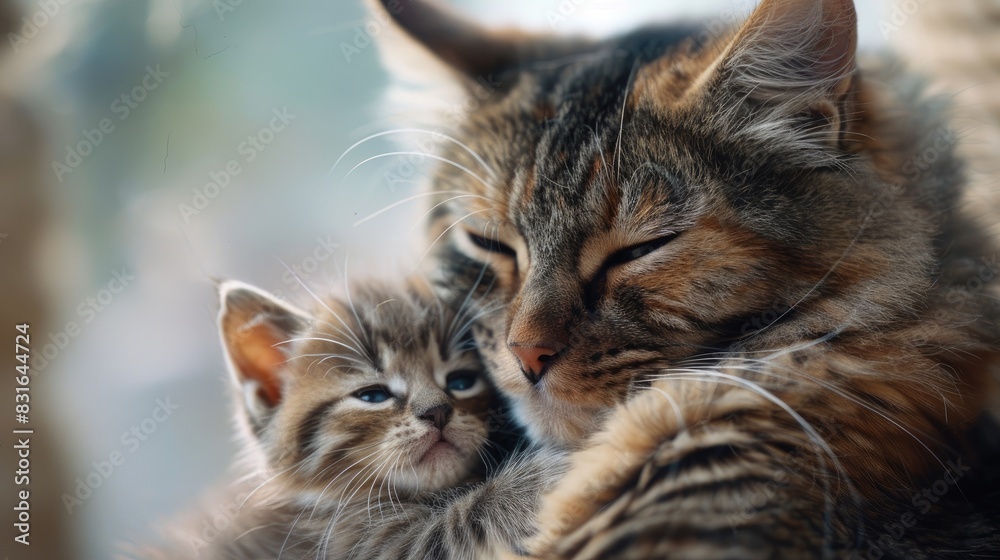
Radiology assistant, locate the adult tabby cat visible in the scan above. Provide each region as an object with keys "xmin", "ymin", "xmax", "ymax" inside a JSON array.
[
  {"xmin": 136, "ymin": 278, "xmax": 556, "ymax": 559},
  {"xmin": 370, "ymin": 0, "xmax": 1000, "ymax": 557}
]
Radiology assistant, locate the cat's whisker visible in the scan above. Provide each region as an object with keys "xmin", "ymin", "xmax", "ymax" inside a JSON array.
[
  {"xmin": 646, "ymin": 385, "xmax": 687, "ymax": 434},
  {"xmin": 445, "ymin": 258, "xmax": 495, "ymax": 347},
  {"xmin": 342, "ymin": 152, "xmax": 493, "ymax": 192},
  {"xmin": 353, "ymin": 190, "xmax": 489, "ymax": 227},
  {"xmin": 450, "ymin": 303, "xmax": 506, "ymax": 351},
  {"xmin": 650, "ymin": 369, "xmax": 851, "ymax": 547},
  {"xmin": 328, "ymin": 128, "xmax": 498, "ymax": 180},
  {"xmin": 719, "ymin": 357, "xmax": 955, "ymax": 472},
  {"xmin": 408, "ymin": 194, "xmax": 492, "ymax": 234},
  {"xmin": 341, "ymin": 255, "xmax": 380, "ymax": 366},
  {"xmin": 278, "ymin": 260, "xmax": 374, "ymax": 364},
  {"xmin": 313, "ymin": 315, "xmax": 369, "ymax": 346},
  {"xmin": 613, "ymin": 59, "xmax": 641, "ymax": 184},
  {"xmin": 743, "ymin": 224, "xmax": 869, "ymax": 341},
  {"xmin": 413, "ymin": 208, "xmax": 492, "ymax": 269}
]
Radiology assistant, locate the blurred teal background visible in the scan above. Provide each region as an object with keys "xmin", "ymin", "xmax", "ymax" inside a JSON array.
[{"xmin": 3, "ymin": 0, "xmax": 890, "ymax": 558}]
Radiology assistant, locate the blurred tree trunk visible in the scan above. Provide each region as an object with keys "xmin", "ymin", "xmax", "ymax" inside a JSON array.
[{"xmin": 0, "ymin": 1, "xmax": 75, "ymax": 558}]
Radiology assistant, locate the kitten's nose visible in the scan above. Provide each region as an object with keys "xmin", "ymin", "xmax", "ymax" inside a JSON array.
[
  {"xmin": 418, "ymin": 403, "xmax": 453, "ymax": 431},
  {"xmin": 509, "ymin": 343, "xmax": 563, "ymax": 384}
]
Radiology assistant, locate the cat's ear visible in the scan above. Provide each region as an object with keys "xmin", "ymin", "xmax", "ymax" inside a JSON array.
[
  {"xmin": 703, "ymin": 0, "xmax": 858, "ymax": 147},
  {"xmin": 218, "ymin": 281, "xmax": 311, "ymax": 428},
  {"xmin": 368, "ymin": 0, "xmax": 587, "ymax": 89}
]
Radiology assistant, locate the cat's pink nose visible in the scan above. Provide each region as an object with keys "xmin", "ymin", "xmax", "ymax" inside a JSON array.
[{"xmin": 509, "ymin": 344, "xmax": 562, "ymax": 384}]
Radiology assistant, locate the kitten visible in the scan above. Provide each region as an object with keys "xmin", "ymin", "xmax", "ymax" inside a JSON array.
[
  {"xmin": 137, "ymin": 277, "xmax": 557, "ymax": 559},
  {"xmin": 370, "ymin": 0, "xmax": 1000, "ymax": 557}
]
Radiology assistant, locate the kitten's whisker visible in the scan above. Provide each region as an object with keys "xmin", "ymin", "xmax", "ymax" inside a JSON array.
[
  {"xmin": 337, "ymin": 456, "xmax": 391, "ymax": 521},
  {"xmin": 305, "ymin": 447, "xmax": 389, "ymax": 520},
  {"xmin": 239, "ymin": 464, "xmax": 300, "ymax": 508},
  {"xmin": 366, "ymin": 450, "xmax": 397, "ymax": 522},
  {"xmin": 275, "ymin": 337, "xmax": 369, "ymax": 361}
]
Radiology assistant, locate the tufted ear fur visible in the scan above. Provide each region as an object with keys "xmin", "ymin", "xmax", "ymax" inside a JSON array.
[
  {"xmin": 704, "ymin": 0, "xmax": 859, "ymax": 149},
  {"xmin": 218, "ymin": 281, "xmax": 311, "ymax": 430}
]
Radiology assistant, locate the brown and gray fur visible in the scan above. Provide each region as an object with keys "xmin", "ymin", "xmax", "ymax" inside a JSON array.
[
  {"xmin": 369, "ymin": 0, "xmax": 1000, "ymax": 557},
  {"xmin": 134, "ymin": 278, "xmax": 562, "ymax": 559}
]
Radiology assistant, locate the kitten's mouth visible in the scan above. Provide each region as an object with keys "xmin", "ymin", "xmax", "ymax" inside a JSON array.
[{"xmin": 417, "ymin": 433, "xmax": 458, "ymax": 464}]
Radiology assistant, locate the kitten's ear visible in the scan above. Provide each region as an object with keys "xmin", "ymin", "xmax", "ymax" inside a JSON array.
[
  {"xmin": 368, "ymin": 0, "xmax": 587, "ymax": 88},
  {"xmin": 705, "ymin": 0, "xmax": 858, "ymax": 146},
  {"xmin": 218, "ymin": 281, "xmax": 311, "ymax": 427}
]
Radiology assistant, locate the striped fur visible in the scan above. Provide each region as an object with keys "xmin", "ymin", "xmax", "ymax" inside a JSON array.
[{"xmin": 371, "ymin": 0, "xmax": 1000, "ymax": 557}]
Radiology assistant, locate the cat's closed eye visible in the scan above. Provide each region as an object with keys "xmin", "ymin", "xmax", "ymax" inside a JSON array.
[
  {"xmin": 583, "ymin": 234, "xmax": 679, "ymax": 312},
  {"xmin": 604, "ymin": 234, "xmax": 678, "ymax": 269},
  {"xmin": 355, "ymin": 386, "xmax": 393, "ymax": 404},
  {"xmin": 467, "ymin": 231, "xmax": 517, "ymax": 258}
]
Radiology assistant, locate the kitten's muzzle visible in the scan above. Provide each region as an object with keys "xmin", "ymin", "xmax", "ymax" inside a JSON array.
[{"xmin": 418, "ymin": 403, "xmax": 453, "ymax": 431}]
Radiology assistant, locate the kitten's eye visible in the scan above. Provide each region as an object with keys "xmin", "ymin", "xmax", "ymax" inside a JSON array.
[
  {"xmin": 467, "ymin": 231, "xmax": 517, "ymax": 258},
  {"xmin": 445, "ymin": 370, "xmax": 481, "ymax": 395},
  {"xmin": 605, "ymin": 234, "xmax": 678, "ymax": 268},
  {"xmin": 355, "ymin": 386, "xmax": 392, "ymax": 404}
]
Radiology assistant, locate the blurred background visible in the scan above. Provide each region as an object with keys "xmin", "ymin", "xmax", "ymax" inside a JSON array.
[{"xmin": 0, "ymin": 0, "xmax": 995, "ymax": 558}]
